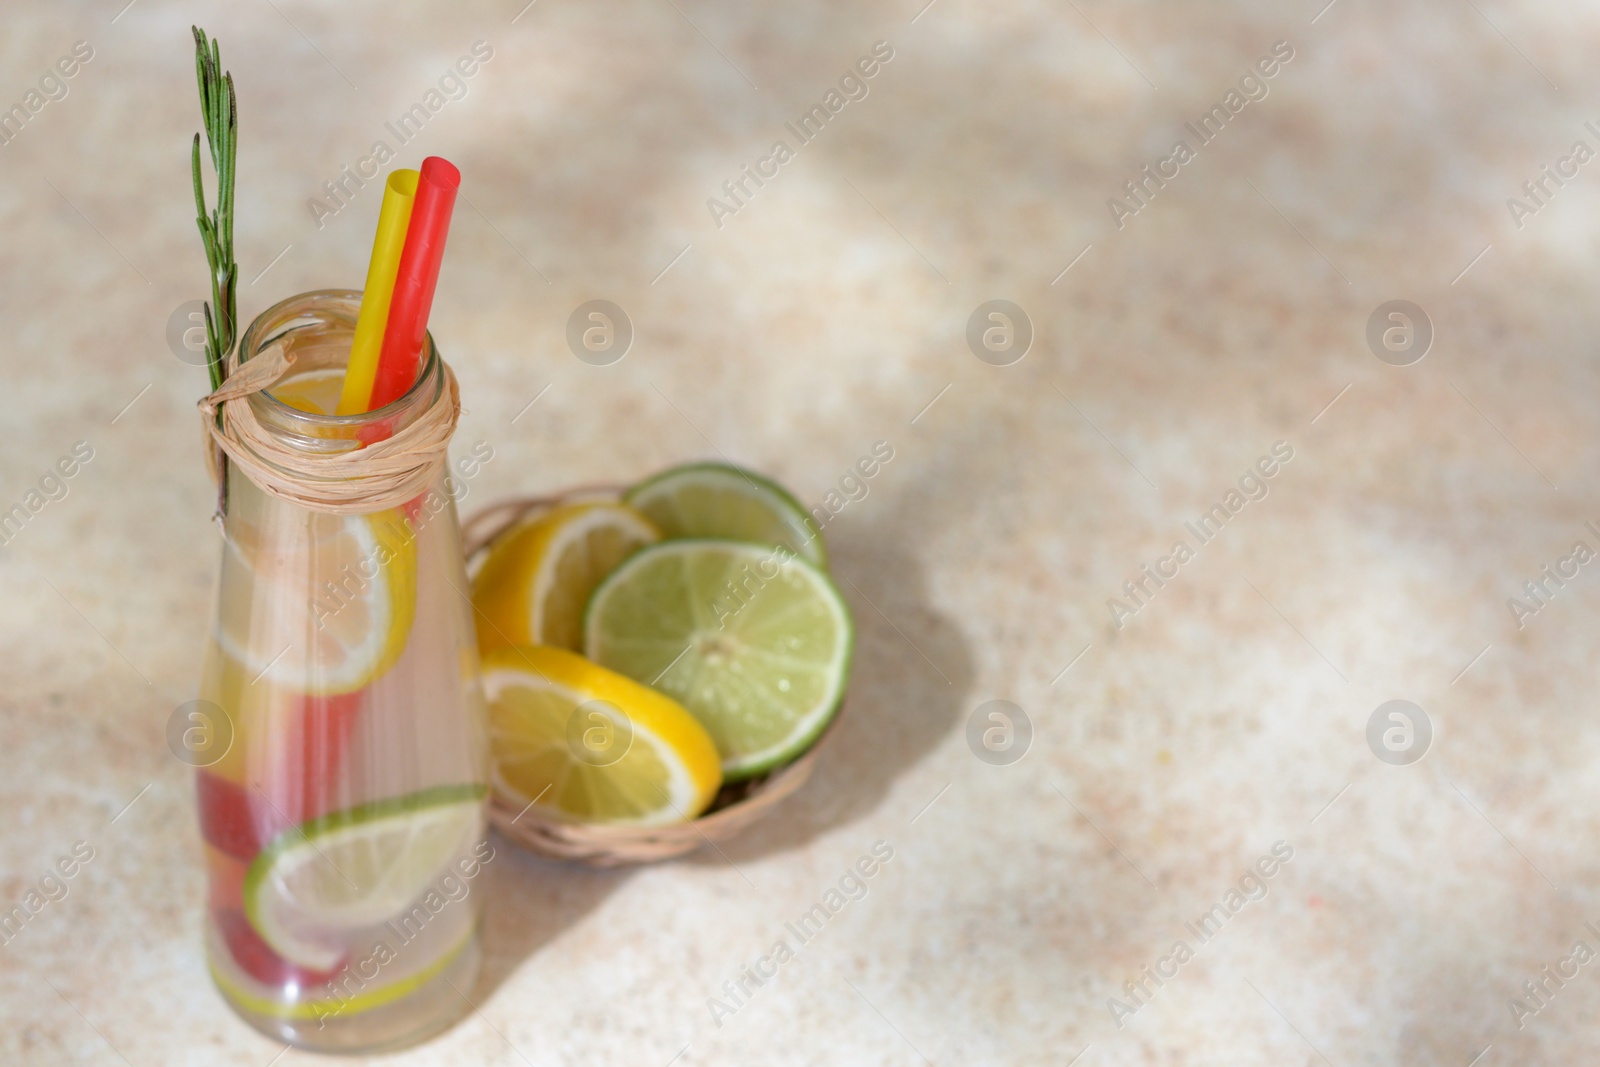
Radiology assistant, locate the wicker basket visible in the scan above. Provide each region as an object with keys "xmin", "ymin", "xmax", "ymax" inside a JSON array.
[{"xmin": 461, "ymin": 490, "xmax": 837, "ymax": 867}]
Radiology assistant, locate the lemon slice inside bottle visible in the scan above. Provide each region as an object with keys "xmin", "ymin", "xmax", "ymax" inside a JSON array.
[{"xmin": 213, "ymin": 495, "xmax": 417, "ymax": 696}]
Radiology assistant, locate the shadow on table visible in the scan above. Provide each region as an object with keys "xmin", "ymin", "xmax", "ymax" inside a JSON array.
[
  {"xmin": 468, "ymin": 837, "xmax": 626, "ymax": 1005},
  {"xmin": 692, "ymin": 459, "xmax": 978, "ymax": 867}
]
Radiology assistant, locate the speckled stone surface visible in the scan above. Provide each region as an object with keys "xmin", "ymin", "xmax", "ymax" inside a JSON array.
[{"xmin": 4, "ymin": 1, "xmax": 1600, "ymax": 1063}]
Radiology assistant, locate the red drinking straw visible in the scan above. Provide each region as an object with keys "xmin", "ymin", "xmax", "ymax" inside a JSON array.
[{"xmin": 368, "ymin": 156, "xmax": 460, "ymax": 411}]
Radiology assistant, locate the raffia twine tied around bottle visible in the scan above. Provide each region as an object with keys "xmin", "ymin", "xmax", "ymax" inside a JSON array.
[{"xmin": 198, "ymin": 340, "xmax": 460, "ymax": 515}]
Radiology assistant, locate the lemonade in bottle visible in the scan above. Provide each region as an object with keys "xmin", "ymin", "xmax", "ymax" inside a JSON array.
[{"xmin": 194, "ymin": 290, "xmax": 489, "ymax": 1052}]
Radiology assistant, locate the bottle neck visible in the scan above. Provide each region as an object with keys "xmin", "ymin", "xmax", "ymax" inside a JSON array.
[{"xmin": 237, "ymin": 289, "xmax": 442, "ymax": 455}]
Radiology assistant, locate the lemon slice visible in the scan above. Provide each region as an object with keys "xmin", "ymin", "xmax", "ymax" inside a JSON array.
[
  {"xmin": 242, "ymin": 784, "xmax": 486, "ymax": 971},
  {"xmin": 584, "ymin": 540, "xmax": 853, "ymax": 780},
  {"xmin": 267, "ymin": 367, "xmax": 346, "ymax": 415},
  {"xmin": 624, "ymin": 462, "xmax": 826, "ymax": 566},
  {"xmin": 482, "ymin": 646, "xmax": 722, "ymax": 824},
  {"xmin": 471, "ymin": 502, "xmax": 658, "ymax": 653},
  {"xmin": 213, "ymin": 495, "xmax": 417, "ymax": 696}
]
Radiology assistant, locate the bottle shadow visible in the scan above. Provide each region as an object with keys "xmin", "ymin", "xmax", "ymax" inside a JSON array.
[{"xmin": 469, "ymin": 842, "xmax": 629, "ymax": 1004}]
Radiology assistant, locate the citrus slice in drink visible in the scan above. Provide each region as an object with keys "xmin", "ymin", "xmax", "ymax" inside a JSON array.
[
  {"xmin": 471, "ymin": 502, "xmax": 658, "ymax": 653},
  {"xmin": 267, "ymin": 367, "xmax": 346, "ymax": 415},
  {"xmin": 195, "ymin": 690, "xmax": 369, "ymax": 863},
  {"xmin": 482, "ymin": 646, "xmax": 721, "ymax": 824},
  {"xmin": 583, "ymin": 540, "xmax": 853, "ymax": 780},
  {"xmin": 623, "ymin": 462, "xmax": 826, "ymax": 566},
  {"xmin": 213, "ymin": 906, "xmax": 346, "ymax": 990},
  {"xmin": 208, "ymin": 925, "xmax": 474, "ymax": 1022},
  {"xmin": 242, "ymin": 784, "xmax": 485, "ymax": 971},
  {"xmin": 213, "ymin": 501, "xmax": 416, "ymax": 696}
]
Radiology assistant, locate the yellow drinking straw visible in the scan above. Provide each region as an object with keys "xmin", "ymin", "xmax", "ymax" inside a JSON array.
[{"xmin": 337, "ymin": 169, "xmax": 419, "ymax": 415}]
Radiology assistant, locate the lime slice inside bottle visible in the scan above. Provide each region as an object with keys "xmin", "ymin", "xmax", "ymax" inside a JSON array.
[
  {"xmin": 623, "ymin": 462, "xmax": 827, "ymax": 567},
  {"xmin": 242, "ymin": 785, "xmax": 486, "ymax": 971},
  {"xmin": 583, "ymin": 540, "xmax": 853, "ymax": 780}
]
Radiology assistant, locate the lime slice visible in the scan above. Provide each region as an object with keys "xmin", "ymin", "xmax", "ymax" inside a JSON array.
[
  {"xmin": 584, "ymin": 540, "xmax": 853, "ymax": 780},
  {"xmin": 624, "ymin": 463, "xmax": 826, "ymax": 567},
  {"xmin": 209, "ymin": 926, "xmax": 473, "ymax": 1021},
  {"xmin": 243, "ymin": 785, "xmax": 486, "ymax": 970},
  {"xmin": 483, "ymin": 646, "xmax": 722, "ymax": 824}
]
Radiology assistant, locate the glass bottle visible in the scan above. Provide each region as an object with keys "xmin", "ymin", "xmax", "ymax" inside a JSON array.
[{"xmin": 192, "ymin": 290, "xmax": 489, "ymax": 1052}]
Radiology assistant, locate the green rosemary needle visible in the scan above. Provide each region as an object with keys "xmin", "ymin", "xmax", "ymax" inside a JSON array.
[{"xmin": 191, "ymin": 26, "xmax": 237, "ymax": 393}]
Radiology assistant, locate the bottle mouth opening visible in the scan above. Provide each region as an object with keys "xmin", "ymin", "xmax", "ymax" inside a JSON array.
[{"xmin": 238, "ymin": 288, "xmax": 440, "ymax": 436}]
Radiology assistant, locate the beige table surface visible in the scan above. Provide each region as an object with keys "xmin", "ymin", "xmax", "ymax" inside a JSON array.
[{"xmin": 4, "ymin": 1, "xmax": 1600, "ymax": 1064}]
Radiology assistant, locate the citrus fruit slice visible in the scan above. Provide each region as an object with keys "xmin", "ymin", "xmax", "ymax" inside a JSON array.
[
  {"xmin": 624, "ymin": 462, "xmax": 826, "ymax": 566},
  {"xmin": 196, "ymin": 635, "xmax": 368, "ymax": 820},
  {"xmin": 213, "ymin": 906, "xmax": 346, "ymax": 990},
  {"xmin": 195, "ymin": 691, "xmax": 367, "ymax": 863},
  {"xmin": 482, "ymin": 646, "xmax": 721, "ymax": 824},
  {"xmin": 471, "ymin": 502, "xmax": 658, "ymax": 653},
  {"xmin": 583, "ymin": 540, "xmax": 853, "ymax": 780},
  {"xmin": 197, "ymin": 772, "xmax": 282, "ymax": 862},
  {"xmin": 213, "ymin": 498, "xmax": 416, "ymax": 696},
  {"xmin": 208, "ymin": 925, "xmax": 473, "ymax": 1021},
  {"xmin": 267, "ymin": 367, "xmax": 346, "ymax": 415},
  {"xmin": 243, "ymin": 784, "xmax": 485, "ymax": 971}
]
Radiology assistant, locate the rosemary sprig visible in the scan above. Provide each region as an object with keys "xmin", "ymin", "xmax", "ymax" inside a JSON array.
[{"xmin": 191, "ymin": 26, "xmax": 237, "ymax": 392}]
